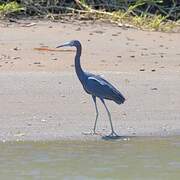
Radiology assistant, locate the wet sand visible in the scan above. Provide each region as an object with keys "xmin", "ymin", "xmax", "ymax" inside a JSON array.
[{"xmin": 0, "ymin": 20, "xmax": 180, "ymax": 141}]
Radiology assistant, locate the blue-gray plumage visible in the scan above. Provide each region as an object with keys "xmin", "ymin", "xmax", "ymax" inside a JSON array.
[{"xmin": 56, "ymin": 40, "xmax": 125, "ymax": 136}]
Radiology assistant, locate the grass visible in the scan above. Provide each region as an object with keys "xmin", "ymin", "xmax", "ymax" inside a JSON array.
[
  {"xmin": 73, "ymin": 0, "xmax": 179, "ymax": 32},
  {"xmin": 0, "ymin": 1, "xmax": 24, "ymax": 16},
  {"xmin": 0, "ymin": 0, "xmax": 179, "ymax": 32}
]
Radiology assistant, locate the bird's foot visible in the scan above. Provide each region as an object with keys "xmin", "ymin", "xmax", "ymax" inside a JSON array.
[
  {"xmin": 82, "ymin": 131, "xmax": 102, "ymax": 136},
  {"xmin": 93, "ymin": 131, "xmax": 103, "ymax": 136},
  {"xmin": 108, "ymin": 131, "xmax": 119, "ymax": 137}
]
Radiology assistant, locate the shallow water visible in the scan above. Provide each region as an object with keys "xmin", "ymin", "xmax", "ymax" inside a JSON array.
[{"xmin": 0, "ymin": 137, "xmax": 180, "ymax": 180}]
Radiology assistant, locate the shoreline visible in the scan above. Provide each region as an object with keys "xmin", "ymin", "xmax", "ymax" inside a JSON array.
[
  {"xmin": 0, "ymin": 20, "xmax": 180, "ymax": 141},
  {"xmin": 0, "ymin": 71, "xmax": 179, "ymax": 141}
]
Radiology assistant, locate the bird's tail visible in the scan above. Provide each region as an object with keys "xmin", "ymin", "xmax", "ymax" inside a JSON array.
[{"xmin": 115, "ymin": 93, "xmax": 125, "ymax": 104}]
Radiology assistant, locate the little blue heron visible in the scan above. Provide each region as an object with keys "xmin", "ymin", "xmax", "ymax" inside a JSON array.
[{"xmin": 56, "ymin": 40, "xmax": 125, "ymax": 136}]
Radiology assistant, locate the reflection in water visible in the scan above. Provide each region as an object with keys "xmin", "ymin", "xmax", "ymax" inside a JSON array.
[{"xmin": 0, "ymin": 137, "xmax": 180, "ymax": 179}]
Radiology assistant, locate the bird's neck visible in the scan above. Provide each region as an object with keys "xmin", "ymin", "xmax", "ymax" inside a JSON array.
[{"xmin": 75, "ymin": 44, "xmax": 85, "ymax": 83}]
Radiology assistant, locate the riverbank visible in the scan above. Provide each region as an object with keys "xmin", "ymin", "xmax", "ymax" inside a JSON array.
[{"xmin": 0, "ymin": 20, "xmax": 180, "ymax": 141}]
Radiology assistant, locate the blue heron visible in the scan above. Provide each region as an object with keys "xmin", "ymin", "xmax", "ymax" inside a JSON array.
[{"xmin": 56, "ymin": 40, "xmax": 125, "ymax": 136}]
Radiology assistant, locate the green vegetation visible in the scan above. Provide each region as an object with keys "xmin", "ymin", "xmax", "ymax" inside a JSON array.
[
  {"xmin": 0, "ymin": 1, "xmax": 24, "ymax": 16},
  {"xmin": 0, "ymin": 0, "xmax": 179, "ymax": 31},
  {"xmin": 72, "ymin": 0, "xmax": 179, "ymax": 31}
]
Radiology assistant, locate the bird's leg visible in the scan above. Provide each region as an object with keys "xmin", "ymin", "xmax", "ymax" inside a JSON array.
[
  {"xmin": 92, "ymin": 95, "xmax": 99, "ymax": 134},
  {"xmin": 100, "ymin": 98, "xmax": 118, "ymax": 136}
]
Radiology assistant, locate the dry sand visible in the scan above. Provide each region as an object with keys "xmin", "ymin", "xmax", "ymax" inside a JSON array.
[{"xmin": 0, "ymin": 20, "xmax": 180, "ymax": 141}]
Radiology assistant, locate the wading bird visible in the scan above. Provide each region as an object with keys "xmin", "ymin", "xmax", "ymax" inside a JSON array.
[{"xmin": 56, "ymin": 40, "xmax": 125, "ymax": 136}]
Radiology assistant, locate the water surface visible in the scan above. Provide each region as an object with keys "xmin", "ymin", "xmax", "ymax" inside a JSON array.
[{"xmin": 0, "ymin": 137, "xmax": 180, "ymax": 179}]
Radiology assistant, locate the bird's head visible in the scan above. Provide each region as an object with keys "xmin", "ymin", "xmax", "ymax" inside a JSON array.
[{"xmin": 56, "ymin": 40, "xmax": 81, "ymax": 48}]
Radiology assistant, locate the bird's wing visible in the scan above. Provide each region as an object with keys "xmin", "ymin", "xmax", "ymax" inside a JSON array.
[
  {"xmin": 88, "ymin": 76, "xmax": 107, "ymax": 86},
  {"xmin": 86, "ymin": 76, "xmax": 122, "ymax": 100}
]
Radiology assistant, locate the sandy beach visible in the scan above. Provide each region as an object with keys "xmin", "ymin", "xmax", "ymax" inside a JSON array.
[{"xmin": 0, "ymin": 20, "xmax": 180, "ymax": 141}]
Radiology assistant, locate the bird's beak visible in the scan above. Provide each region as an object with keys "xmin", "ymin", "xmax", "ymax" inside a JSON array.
[{"xmin": 56, "ymin": 42, "xmax": 70, "ymax": 48}]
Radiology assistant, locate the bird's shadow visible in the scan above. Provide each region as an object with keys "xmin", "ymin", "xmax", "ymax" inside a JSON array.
[
  {"xmin": 101, "ymin": 134, "xmax": 132, "ymax": 141},
  {"xmin": 82, "ymin": 131, "xmax": 133, "ymax": 141}
]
